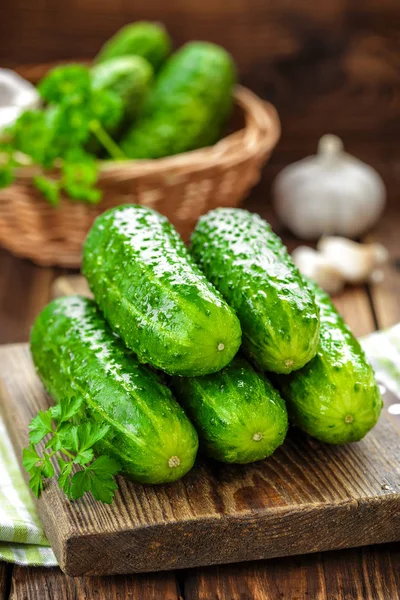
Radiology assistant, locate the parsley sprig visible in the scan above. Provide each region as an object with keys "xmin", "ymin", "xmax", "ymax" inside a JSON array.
[
  {"xmin": 22, "ymin": 396, "xmax": 121, "ymax": 504},
  {"xmin": 0, "ymin": 64, "xmax": 126, "ymax": 206}
]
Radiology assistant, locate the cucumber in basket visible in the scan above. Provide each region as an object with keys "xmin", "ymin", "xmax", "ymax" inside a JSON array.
[
  {"xmin": 91, "ymin": 56, "xmax": 153, "ymax": 121},
  {"xmin": 191, "ymin": 208, "xmax": 320, "ymax": 374},
  {"xmin": 88, "ymin": 56, "xmax": 153, "ymax": 154},
  {"xmin": 94, "ymin": 21, "xmax": 171, "ymax": 71},
  {"xmin": 171, "ymin": 356, "xmax": 288, "ymax": 463},
  {"xmin": 275, "ymin": 281, "xmax": 383, "ymax": 444},
  {"xmin": 83, "ymin": 205, "xmax": 242, "ymax": 376},
  {"xmin": 121, "ymin": 42, "xmax": 236, "ymax": 159},
  {"xmin": 30, "ymin": 295, "xmax": 199, "ymax": 484}
]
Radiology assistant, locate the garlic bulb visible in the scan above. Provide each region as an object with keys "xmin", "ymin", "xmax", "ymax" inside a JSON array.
[
  {"xmin": 273, "ymin": 134, "xmax": 386, "ymax": 240},
  {"xmin": 0, "ymin": 69, "xmax": 40, "ymax": 132},
  {"xmin": 292, "ymin": 246, "xmax": 345, "ymax": 294},
  {"xmin": 317, "ymin": 236, "xmax": 388, "ymax": 284}
]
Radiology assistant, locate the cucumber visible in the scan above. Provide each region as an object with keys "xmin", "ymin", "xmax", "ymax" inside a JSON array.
[
  {"xmin": 87, "ymin": 56, "xmax": 153, "ymax": 155},
  {"xmin": 94, "ymin": 21, "xmax": 171, "ymax": 71},
  {"xmin": 171, "ymin": 357, "xmax": 288, "ymax": 463},
  {"xmin": 121, "ymin": 42, "xmax": 236, "ymax": 159},
  {"xmin": 83, "ymin": 205, "xmax": 242, "ymax": 376},
  {"xmin": 91, "ymin": 56, "xmax": 153, "ymax": 121},
  {"xmin": 275, "ymin": 281, "xmax": 383, "ymax": 444},
  {"xmin": 191, "ymin": 208, "xmax": 320, "ymax": 374},
  {"xmin": 30, "ymin": 295, "xmax": 199, "ymax": 484}
]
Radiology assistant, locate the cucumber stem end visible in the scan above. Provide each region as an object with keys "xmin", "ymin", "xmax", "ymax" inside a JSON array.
[{"xmin": 168, "ymin": 456, "xmax": 181, "ymax": 468}]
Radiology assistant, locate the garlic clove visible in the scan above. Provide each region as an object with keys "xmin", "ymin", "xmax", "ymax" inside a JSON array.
[
  {"xmin": 0, "ymin": 69, "xmax": 41, "ymax": 131},
  {"xmin": 371, "ymin": 243, "xmax": 389, "ymax": 266},
  {"xmin": 369, "ymin": 270, "xmax": 385, "ymax": 284},
  {"xmin": 317, "ymin": 236, "xmax": 388, "ymax": 284},
  {"xmin": 292, "ymin": 246, "xmax": 345, "ymax": 295}
]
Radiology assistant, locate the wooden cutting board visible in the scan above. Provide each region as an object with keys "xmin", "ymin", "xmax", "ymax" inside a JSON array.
[{"xmin": 0, "ymin": 343, "xmax": 400, "ymax": 577}]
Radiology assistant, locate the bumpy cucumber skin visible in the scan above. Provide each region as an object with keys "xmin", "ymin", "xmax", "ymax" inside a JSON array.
[
  {"xmin": 94, "ymin": 22, "xmax": 171, "ymax": 71},
  {"xmin": 83, "ymin": 205, "xmax": 242, "ymax": 376},
  {"xmin": 276, "ymin": 282, "xmax": 383, "ymax": 444},
  {"xmin": 121, "ymin": 42, "xmax": 236, "ymax": 159},
  {"xmin": 91, "ymin": 56, "xmax": 153, "ymax": 121},
  {"xmin": 171, "ymin": 357, "xmax": 288, "ymax": 464},
  {"xmin": 30, "ymin": 295, "xmax": 199, "ymax": 484},
  {"xmin": 191, "ymin": 208, "xmax": 320, "ymax": 374}
]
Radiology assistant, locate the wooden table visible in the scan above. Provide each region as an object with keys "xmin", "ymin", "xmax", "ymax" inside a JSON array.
[{"xmin": 0, "ymin": 197, "xmax": 399, "ymax": 600}]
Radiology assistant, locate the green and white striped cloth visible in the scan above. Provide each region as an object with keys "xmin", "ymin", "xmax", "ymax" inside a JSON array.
[
  {"xmin": 362, "ymin": 323, "xmax": 400, "ymax": 398},
  {"xmin": 0, "ymin": 419, "xmax": 57, "ymax": 566},
  {"xmin": 0, "ymin": 324, "xmax": 399, "ymax": 567}
]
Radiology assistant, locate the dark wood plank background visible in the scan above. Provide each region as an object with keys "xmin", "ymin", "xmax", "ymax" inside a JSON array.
[{"xmin": 1, "ymin": 0, "xmax": 400, "ymax": 163}]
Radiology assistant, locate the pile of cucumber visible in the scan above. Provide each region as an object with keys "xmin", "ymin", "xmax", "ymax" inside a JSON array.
[
  {"xmin": 92, "ymin": 21, "xmax": 236, "ymax": 159},
  {"xmin": 31, "ymin": 206, "xmax": 383, "ymax": 486}
]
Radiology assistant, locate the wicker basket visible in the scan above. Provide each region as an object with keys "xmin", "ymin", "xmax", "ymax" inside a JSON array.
[{"xmin": 0, "ymin": 73, "xmax": 280, "ymax": 267}]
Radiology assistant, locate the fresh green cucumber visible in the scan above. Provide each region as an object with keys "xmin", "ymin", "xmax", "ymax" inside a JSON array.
[
  {"xmin": 171, "ymin": 357, "xmax": 288, "ymax": 463},
  {"xmin": 191, "ymin": 208, "xmax": 320, "ymax": 374},
  {"xmin": 83, "ymin": 205, "xmax": 242, "ymax": 376},
  {"xmin": 30, "ymin": 295, "xmax": 199, "ymax": 484},
  {"xmin": 94, "ymin": 21, "xmax": 171, "ymax": 71},
  {"xmin": 275, "ymin": 281, "xmax": 383, "ymax": 444},
  {"xmin": 91, "ymin": 56, "xmax": 153, "ymax": 121},
  {"xmin": 121, "ymin": 42, "xmax": 236, "ymax": 159},
  {"xmin": 86, "ymin": 56, "xmax": 153, "ymax": 155}
]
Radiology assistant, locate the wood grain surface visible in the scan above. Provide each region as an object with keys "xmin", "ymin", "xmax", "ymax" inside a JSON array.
[
  {"xmin": 184, "ymin": 543, "xmax": 400, "ymax": 600},
  {"xmin": 9, "ymin": 566, "xmax": 180, "ymax": 600},
  {"xmin": 369, "ymin": 208, "xmax": 400, "ymax": 330},
  {"xmin": 1, "ymin": 343, "xmax": 399, "ymax": 577},
  {"xmin": 0, "ymin": 563, "xmax": 10, "ymax": 599}
]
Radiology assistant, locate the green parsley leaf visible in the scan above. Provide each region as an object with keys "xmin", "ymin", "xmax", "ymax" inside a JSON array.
[
  {"xmin": 54, "ymin": 395, "xmax": 84, "ymax": 425},
  {"xmin": 88, "ymin": 456, "xmax": 121, "ymax": 503},
  {"xmin": 38, "ymin": 64, "xmax": 92, "ymax": 105},
  {"xmin": 74, "ymin": 448, "xmax": 94, "ymax": 466},
  {"xmin": 76, "ymin": 422, "xmax": 110, "ymax": 452},
  {"xmin": 29, "ymin": 467, "xmax": 44, "ymax": 498},
  {"xmin": 90, "ymin": 455, "xmax": 121, "ymax": 477},
  {"xmin": 59, "ymin": 425, "xmax": 79, "ymax": 454},
  {"xmin": 90, "ymin": 472, "xmax": 119, "ymax": 504},
  {"xmin": 28, "ymin": 409, "xmax": 53, "ymax": 444},
  {"xmin": 0, "ymin": 163, "xmax": 14, "ymax": 188},
  {"xmin": 62, "ymin": 149, "xmax": 98, "ymax": 186},
  {"xmin": 13, "ymin": 110, "xmax": 52, "ymax": 164},
  {"xmin": 45, "ymin": 427, "xmax": 64, "ymax": 451},
  {"xmin": 33, "ymin": 175, "xmax": 60, "ymax": 207},
  {"xmin": 22, "ymin": 445, "xmax": 41, "ymax": 472},
  {"xmin": 70, "ymin": 469, "xmax": 92, "ymax": 500},
  {"xmin": 57, "ymin": 459, "xmax": 74, "ymax": 499},
  {"xmin": 90, "ymin": 89, "xmax": 123, "ymax": 130},
  {"xmin": 24, "ymin": 400, "xmax": 120, "ymax": 503},
  {"xmin": 61, "ymin": 150, "xmax": 102, "ymax": 204},
  {"xmin": 50, "ymin": 104, "xmax": 91, "ymax": 151},
  {"xmin": 70, "ymin": 456, "xmax": 120, "ymax": 503},
  {"xmin": 42, "ymin": 454, "xmax": 55, "ymax": 479}
]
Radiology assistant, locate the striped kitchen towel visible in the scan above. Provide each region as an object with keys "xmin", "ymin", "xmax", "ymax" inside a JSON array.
[
  {"xmin": 0, "ymin": 419, "xmax": 57, "ymax": 566},
  {"xmin": 362, "ymin": 323, "xmax": 400, "ymax": 399},
  {"xmin": 0, "ymin": 324, "xmax": 399, "ymax": 567}
]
